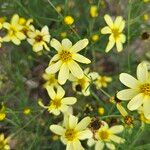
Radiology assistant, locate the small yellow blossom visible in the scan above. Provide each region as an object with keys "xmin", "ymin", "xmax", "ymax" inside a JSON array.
[
  {"xmin": 91, "ymin": 34, "xmax": 100, "ymax": 42},
  {"xmin": 0, "ymin": 17, "xmax": 6, "ymax": 24},
  {"xmin": 0, "ymin": 103, "xmax": 6, "ymax": 121},
  {"xmin": 88, "ymin": 121, "xmax": 125, "ymax": 150},
  {"xmin": 117, "ymin": 62, "xmax": 150, "ymax": 119},
  {"xmin": 3, "ymin": 14, "xmax": 26, "ymax": 45},
  {"xmin": 23, "ymin": 108, "xmax": 31, "ymax": 115},
  {"xmin": 56, "ymin": 5, "xmax": 62, "ymax": 13},
  {"xmin": 98, "ymin": 107, "xmax": 105, "ymax": 115},
  {"xmin": 101, "ymin": 14, "xmax": 126, "ymax": 52},
  {"xmin": 90, "ymin": 5, "xmax": 98, "ymax": 18},
  {"xmin": 64, "ymin": 16, "xmax": 74, "ymax": 25},
  {"xmin": 42, "ymin": 72, "xmax": 59, "ymax": 89},
  {"xmin": 95, "ymin": 75, "xmax": 112, "ymax": 89},
  {"xmin": 69, "ymin": 68, "xmax": 98, "ymax": 96},
  {"xmin": 50, "ymin": 114, "xmax": 92, "ymax": 150},
  {"xmin": 0, "ymin": 133, "xmax": 10, "ymax": 150},
  {"xmin": 38, "ymin": 86, "xmax": 77, "ymax": 116},
  {"xmin": 46, "ymin": 38, "xmax": 91, "ymax": 85},
  {"xmin": 143, "ymin": 0, "xmax": 149, "ymax": 2},
  {"xmin": 60, "ymin": 32, "xmax": 67, "ymax": 38},
  {"xmin": 27, "ymin": 25, "xmax": 50, "ymax": 52},
  {"xmin": 143, "ymin": 14, "xmax": 149, "ymax": 21}
]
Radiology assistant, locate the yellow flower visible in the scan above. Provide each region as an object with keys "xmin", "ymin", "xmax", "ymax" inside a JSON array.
[
  {"xmin": 27, "ymin": 26, "xmax": 50, "ymax": 52},
  {"xmin": 0, "ymin": 17, "xmax": 6, "ymax": 24},
  {"xmin": 101, "ymin": 14, "xmax": 126, "ymax": 52},
  {"xmin": 23, "ymin": 108, "xmax": 31, "ymax": 115},
  {"xmin": 56, "ymin": 5, "xmax": 62, "ymax": 13},
  {"xmin": 50, "ymin": 114, "xmax": 92, "ymax": 150},
  {"xmin": 60, "ymin": 32, "xmax": 67, "ymax": 38},
  {"xmin": 143, "ymin": 14, "xmax": 149, "ymax": 21},
  {"xmin": 0, "ymin": 133, "xmax": 10, "ymax": 150},
  {"xmin": 91, "ymin": 34, "xmax": 99, "ymax": 42},
  {"xmin": 42, "ymin": 72, "xmax": 59, "ymax": 89},
  {"xmin": 117, "ymin": 62, "xmax": 150, "ymax": 119},
  {"xmin": 95, "ymin": 75, "xmax": 112, "ymax": 89},
  {"xmin": 138, "ymin": 106, "xmax": 150, "ymax": 124},
  {"xmin": 3, "ymin": 14, "xmax": 26, "ymax": 45},
  {"xmin": 69, "ymin": 68, "xmax": 97, "ymax": 96},
  {"xmin": 143, "ymin": 0, "xmax": 149, "ymax": 2},
  {"xmin": 64, "ymin": 16, "xmax": 74, "ymax": 25},
  {"xmin": 46, "ymin": 38, "xmax": 91, "ymax": 85},
  {"xmin": 88, "ymin": 121, "xmax": 125, "ymax": 150},
  {"xmin": 98, "ymin": 107, "xmax": 105, "ymax": 115},
  {"xmin": 38, "ymin": 86, "xmax": 77, "ymax": 115},
  {"xmin": 90, "ymin": 5, "xmax": 98, "ymax": 18},
  {"xmin": 0, "ymin": 103, "xmax": 6, "ymax": 121}
]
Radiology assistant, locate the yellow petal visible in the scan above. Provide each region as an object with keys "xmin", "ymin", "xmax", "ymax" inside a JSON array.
[
  {"xmin": 110, "ymin": 135, "xmax": 125, "ymax": 143},
  {"xmin": 78, "ymin": 130, "xmax": 92, "ymax": 140},
  {"xmin": 72, "ymin": 53, "xmax": 91, "ymax": 64},
  {"xmin": 68, "ymin": 61, "xmax": 83, "ymax": 79},
  {"xmin": 41, "ymin": 26, "xmax": 49, "ymax": 35},
  {"xmin": 104, "ymin": 14, "xmax": 114, "ymax": 28},
  {"xmin": 3, "ymin": 22, "xmax": 10, "ymax": 29},
  {"xmin": 137, "ymin": 62, "xmax": 148, "ymax": 83},
  {"xmin": 46, "ymin": 60, "xmax": 62, "ymax": 74},
  {"xmin": 117, "ymin": 89, "xmax": 139, "ymax": 100},
  {"xmin": 70, "ymin": 39, "xmax": 89, "ymax": 53},
  {"xmin": 50, "ymin": 38, "xmax": 62, "ymax": 51},
  {"xmin": 58, "ymin": 63, "xmax": 69, "ymax": 85},
  {"xmin": 33, "ymin": 44, "xmax": 43, "ymax": 52},
  {"xmin": 16, "ymin": 32, "xmax": 26, "ymax": 40},
  {"xmin": 95, "ymin": 141, "xmax": 104, "ymax": 150},
  {"xmin": 12, "ymin": 37, "xmax": 21, "ymax": 45},
  {"xmin": 61, "ymin": 38, "xmax": 72, "ymax": 49},
  {"xmin": 106, "ymin": 143, "xmax": 115, "ymax": 150},
  {"xmin": 109, "ymin": 125, "xmax": 124, "ymax": 134},
  {"xmin": 46, "ymin": 86, "xmax": 56, "ymax": 99},
  {"xmin": 105, "ymin": 40, "xmax": 115, "ymax": 52},
  {"xmin": 69, "ymin": 114, "xmax": 78, "ymax": 128},
  {"xmin": 101, "ymin": 26, "xmax": 111, "ymax": 34},
  {"xmin": 50, "ymin": 125, "xmax": 65, "ymax": 135},
  {"xmin": 119, "ymin": 20, "xmax": 125, "ymax": 32},
  {"xmin": 114, "ymin": 16, "xmax": 123, "ymax": 27},
  {"xmin": 143, "ymin": 96, "xmax": 150, "ymax": 119},
  {"xmin": 73, "ymin": 140, "xmax": 84, "ymax": 150},
  {"xmin": 127, "ymin": 93, "xmax": 143, "ymax": 110},
  {"xmin": 116, "ymin": 41, "xmax": 123, "ymax": 52},
  {"xmin": 56, "ymin": 86, "xmax": 65, "ymax": 99},
  {"xmin": 66, "ymin": 143, "xmax": 74, "ymax": 150},
  {"xmin": 61, "ymin": 97, "xmax": 77, "ymax": 105},
  {"xmin": 11, "ymin": 14, "xmax": 19, "ymax": 25},
  {"xmin": 119, "ymin": 73, "xmax": 140, "ymax": 88},
  {"xmin": 120, "ymin": 34, "xmax": 126, "ymax": 43}
]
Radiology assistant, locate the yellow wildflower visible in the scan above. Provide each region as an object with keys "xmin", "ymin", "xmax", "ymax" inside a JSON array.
[
  {"xmin": 95, "ymin": 75, "xmax": 112, "ymax": 89},
  {"xmin": 98, "ymin": 107, "xmax": 105, "ymax": 115},
  {"xmin": 27, "ymin": 25, "xmax": 50, "ymax": 52},
  {"xmin": 0, "ymin": 133, "xmax": 10, "ymax": 150},
  {"xmin": 88, "ymin": 121, "xmax": 125, "ymax": 150},
  {"xmin": 3, "ymin": 14, "xmax": 26, "ymax": 45},
  {"xmin": 50, "ymin": 114, "xmax": 92, "ymax": 150},
  {"xmin": 23, "ymin": 108, "xmax": 31, "ymax": 115},
  {"xmin": 42, "ymin": 72, "xmax": 59, "ymax": 89},
  {"xmin": 91, "ymin": 34, "xmax": 99, "ymax": 42},
  {"xmin": 64, "ymin": 16, "xmax": 74, "ymax": 25},
  {"xmin": 38, "ymin": 86, "xmax": 77, "ymax": 116},
  {"xmin": 90, "ymin": 5, "xmax": 98, "ymax": 18},
  {"xmin": 143, "ymin": 14, "xmax": 149, "ymax": 21},
  {"xmin": 0, "ymin": 103, "xmax": 6, "ymax": 121},
  {"xmin": 60, "ymin": 32, "xmax": 67, "ymax": 38},
  {"xmin": 46, "ymin": 38, "xmax": 91, "ymax": 85},
  {"xmin": 56, "ymin": 5, "xmax": 62, "ymax": 13},
  {"xmin": 0, "ymin": 17, "xmax": 6, "ymax": 24},
  {"xmin": 117, "ymin": 62, "xmax": 150, "ymax": 119},
  {"xmin": 101, "ymin": 14, "xmax": 126, "ymax": 52}
]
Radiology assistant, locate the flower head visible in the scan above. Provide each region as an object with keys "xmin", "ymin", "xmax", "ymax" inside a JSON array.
[
  {"xmin": 88, "ymin": 121, "xmax": 125, "ymax": 150},
  {"xmin": 23, "ymin": 108, "xmax": 31, "ymax": 115},
  {"xmin": 90, "ymin": 5, "xmax": 98, "ymax": 18},
  {"xmin": 117, "ymin": 62, "xmax": 150, "ymax": 119},
  {"xmin": 50, "ymin": 114, "xmax": 92, "ymax": 150},
  {"xmin": 0, "ymin": 133, "xmax": 10, "ymax": 150},
  {"xmin": 64, "ymin": 16, "xmax": 74, "ymax": 25},
  {"xmin": 0, "ymin": 103, "xmax": 6, "ymax": 121},
  {"xmin": 91, "ymin": 34, "xmax": 100, "ymax": 42},
  {"xmin": 46, "ymin": 38, "xmax": 91, "ymax": 85},
  {"xmin": 3, "ymin": 14, "xmax": 26, "ymax": 45},
  {"xmin": 27, "ymin": 25, "xmax": 50, "ymax": 52},
  {"xmin": 38, "ymin": 86, "xmax": 77, "ymax": 115},
  {"xmin": 101, "ymin": 14, "xmax": 126, "ymax": 52}
]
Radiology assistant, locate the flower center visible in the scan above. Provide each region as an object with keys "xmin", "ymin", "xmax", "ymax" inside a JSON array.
[
  {"xmin": 59, "ymin": 50, "xmax": 72, "ymax": 62},
  {"xmin": 9, "ymin": 26, "xmax": 17, "ymax": 36},
  {"xmin": 50, "ymin": 99, "xmax": 61, "ymax": 108},
  {"xmin": 111, "ymin": 28, "xmax": 120, "ymax": 40},
  {"xmin": 99, "ymin": 130, "xmax": 110, "ymax": 140},
  {"xmin": 65, "ymin": 129, "xmax": 77, "ymax": 141},
  {"xmin": 140, "ymin": 83, "xmax": 150, "ymax": 96},
  {"xmin": 35, "ymin": 35, "xmax": 43, "ymax": 42}
]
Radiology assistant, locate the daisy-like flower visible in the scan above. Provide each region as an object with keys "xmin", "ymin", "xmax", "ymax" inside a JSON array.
[
  {"xmin": 46, "ymin": 38, "xmax": 91, "ymax": 85},
  {"xmin": 69, "ymin": 68, "xmax": 98, "ymax": 96},
  {"xmin": 88, "ymin": 121, "xmax": 125, "ymax": 150},
  {"xmin": 117, "ymin": 62, "xmax": 150, "ymax": 119},
  {"xmin": 42, "ymin": 71, "xmax": 59, "ymax": 89},
  {"xmin": 0, "ymin": 133, "xmax": 10, "ymax": 150},
  {"xmin": 3, "ymin": 14, "xmax": 26, "ymax": 45},
  {"xmin": 50, "ymin": 114, "xmax": 92, "ymax": 150},
  {"xmin": 94, "ymin": 75, "xmax": 112, "ymax": 89},
  {"xmin": 27, "ymin": 25, "xmax": 50, "ymax": 52},
  {"xmin": 101, "ymin": 14, "xmax": 126, "ymax": 52},
  {"xmin": 38, "ymin": 86, "xmax": 77, "ymax": 115},
  {"xmin": 64, "ymin": 16, "xmax": 74, "ymax": 25}
]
